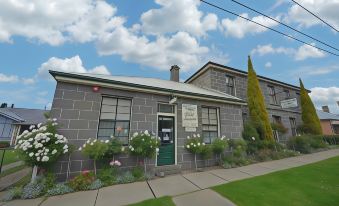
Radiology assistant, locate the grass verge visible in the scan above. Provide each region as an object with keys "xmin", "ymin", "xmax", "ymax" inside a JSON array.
[
  {"xmin": 212, "ymin": 156, "xmax": 339, "ymax": 206},
  {"xmin": 128, "ymin": 196, "xmax": 175, "ymax": 206}
]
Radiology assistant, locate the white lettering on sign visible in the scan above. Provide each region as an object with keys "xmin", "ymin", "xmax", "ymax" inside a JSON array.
[
  {"xmin": 281, "ymin": 98, "xmax": 298, "ymax": 109},
  {"xmin": 182, "ymin": 104, "xmax": 198, "ymax": 128}
]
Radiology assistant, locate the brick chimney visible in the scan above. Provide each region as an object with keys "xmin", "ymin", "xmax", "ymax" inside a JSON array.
[
  {"xmin": 322, "ymin": 105, "xmax": 330, "ymax": 113},
  {"xmin": 170, "ymin": 65, "xmax": 180, "ymax": 82}
]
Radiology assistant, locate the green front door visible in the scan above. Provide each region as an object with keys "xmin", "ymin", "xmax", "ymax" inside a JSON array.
[{"xmin": 157, "ymin": 116, "xmax": 175, "ymax": 166}]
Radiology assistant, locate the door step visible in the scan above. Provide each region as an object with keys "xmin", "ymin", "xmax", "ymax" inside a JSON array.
[{"xmin": 155, "ymin": 165, "xmax": 181, "ymax": 177}]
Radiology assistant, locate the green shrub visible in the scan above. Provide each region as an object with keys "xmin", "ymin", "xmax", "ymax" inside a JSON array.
[
  {"xmin": 200, "ymin": 145, "xmax": 213, "ymax": 160},
  {"xmin": 242, "ymin": 122, "xmax": 260, "ymax": 141},
  {"xmin": 2, "ymin": 187, "xmax": 23, "ymax": 201},
  {"xmin": 87, "ymin": 179, "xmax": 103, "ymax": 190},
  {"xmin": 97, "ymin": 167, "xmax": 118, "ymax": 186},
  {"xmin": 211, "ymin": 138, "xmax": 228, "ymax": 155},
  {"xmin": 43, "ymin": 173, "xmax": 56, "ymax": 192},
  {"xmin": 222, "ymin": 155, "xmax": 250, "ymax": 168},
  {"xmin": 68, "ymin": 171, "xmax": 95, "ymax": 191},
  {"xmin": 105, "ymin": 138, "xmax": 124, "ymax": 158},
  {"xmin": 228, "ymin": 139, "xmax": 247, "ymax": 158},
  {"xmin": 46, "ymin": 183, "xmax": 73, "ymax": 196},
  {"xmin": 116, "ymin": 171, "xmax": 135, "ymax": 184},
  {"xmin": 21, "ymin": 182, "xmax": 45, "ymax": 199},
  {"xmin": 131, "ymin": 166, "xmax": 145, "ymax": 181},
  {"xmin": 287, "ymin": 135, "xmax": 327, "ymax": 153},
  {"xmin": 323, "ymin": 135, "xmax": 339, "ymax": 145}
]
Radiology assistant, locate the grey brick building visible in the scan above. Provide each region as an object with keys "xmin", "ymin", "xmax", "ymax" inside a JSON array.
[
  {"xmin": 186, "ymin": 62, "xmax": 303, "ymax": 142},
  {"xmin": 49, "ymin": 66, "xmax": 245, "ymax": 180},
  {"xmin": 49, "ymin": 62, "xmax": 303, "ymax": 180}
]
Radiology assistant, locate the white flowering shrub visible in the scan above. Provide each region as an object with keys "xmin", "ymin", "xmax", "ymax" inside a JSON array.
[
  {"xmin": 185, "ymin": 134, "xmax": 205, "ymax": 154},
  {"xmin": 129, "ymin": 130, "xmax": 159, "ymax": 159},
  {"xmin": 15, "ymin": 119, "xmax": 69, "ymax": 167},
  {"xmin": 78, "ymin": 138, "xmax": 109, "ymax": 160}
]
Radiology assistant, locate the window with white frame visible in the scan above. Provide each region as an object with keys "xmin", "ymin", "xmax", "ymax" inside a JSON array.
[
  {"xmin": 267, "ymin": 86, "xmax": 278, "ymax": 105},
  {"xmin": 225, "ymin": 75, "xmax": 235, "ymax": 96},
  {"xmin": 202, "ymin": 107, "xmax": 219, "ymax": 144},
  {"xmin": 97, "ymin": 96, "xmax": 131, "ymax": 144}
]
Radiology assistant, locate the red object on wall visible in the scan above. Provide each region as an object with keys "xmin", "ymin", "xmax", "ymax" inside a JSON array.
[{"xmin": 92, "ymin": 86, "xmax": 100, "ymax": 92}]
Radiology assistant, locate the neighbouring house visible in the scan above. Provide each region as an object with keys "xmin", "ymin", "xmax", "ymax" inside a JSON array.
[
  {"xmin": 317, "ymin": 108, "xmax": 339, "ymax": 135},
  {"xmin": 49, "ymin": 62, "xmax": 304, "ymax": 180},
  {"xmin": 186, "ymin": 62, "xmax": 303, "ymax": 142},
  {"xmin": 0, "ymin": 107, "xmax": 48, "ymax": 145}
]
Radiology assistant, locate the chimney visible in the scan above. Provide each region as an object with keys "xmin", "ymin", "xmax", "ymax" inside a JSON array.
[
  {"xmin": 170, "ymin": 65, "xmax": 180, "ymax": 82},
  {"xmin": 337, "ymin": 101, "xmax": 339, "ymax": 107},
  {"xmin": 11, "ymin": 104, "xmax": 14, "ymax": 108},
  {"xmin": 322, "ymin": 105, "xmax": 330, "ymax": 113}
]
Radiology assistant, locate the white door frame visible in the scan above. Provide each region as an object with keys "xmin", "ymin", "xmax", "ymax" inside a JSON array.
[{"xmin": 155, "ymin": 104, "xmax": 177, "ymax": 166}]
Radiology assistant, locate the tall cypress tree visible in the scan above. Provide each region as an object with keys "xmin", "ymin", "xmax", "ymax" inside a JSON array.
[
  {"xmin": 299, "ymin": 79, "xmax": 322, "ymax": 135},
  {"xmin": 247, "ymin": 56, "xmax": 274, "ymax": 141}
]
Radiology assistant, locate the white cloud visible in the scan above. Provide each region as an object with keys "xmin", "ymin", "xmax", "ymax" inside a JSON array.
[
  {"xmin": 286, "ymin": 0, "xmax": 339, "ymax": 30},
  {"xmin": 251, "ymin": 43, "xmax": 325, "ymax": 60},
  {"xmin": 294, "ymin": 44, "xmax": 326, "ymax": 60},
  {"xmin": 37, "ymin": 55, "xmax": 111, "ymax": 79},
  {"xmin": 251, "ymin": 44, "xmax": 293, "ymax": 56},
  {"xmin": 265, "ymin": 62, "xmax": 272, "ymax": 68},
  {"xmin": 310, "ymin": 87, "xmax": 339, "ymax": 114},
  {"xmin": 22, "ymin": 78, "xmax": 36, "ymax": 85},
  {"xmin": 221, "ymin": 13, "xmax": 279, "ymax": 38},
  {"xmin": 0, "ymin": 0, "xmax": 121, "ymax": 45},
  {"xmin": 0, "ymin": 73, "xmax": 18, "ymax": 83},
  {"xmin": 97, "ymin": 27, "xmax": 209, "ymax": 71},
  {"xmin": 293, "ymin": 65, "xmax": 339, "ymax": 77},
  {"xmin": 140, "ymin": 0, "xmax": 217, "ymax": 36}
]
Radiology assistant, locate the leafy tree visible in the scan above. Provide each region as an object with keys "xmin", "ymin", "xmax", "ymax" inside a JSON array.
[
  {"xmin": 247, "ymin": 56, "xmax": 274, "ymax": 141},
  {"xmin": 299, "ymin": 79, "xmax": 322, "ymax": 135}
]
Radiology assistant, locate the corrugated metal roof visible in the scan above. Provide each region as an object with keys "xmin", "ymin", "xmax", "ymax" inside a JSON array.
[
  {"xmin": 50, "ymin": 70, "xmax": 245, "ymax": 103},
  {"xmin": 0, "ymin": 108, "xmax": 48, "ymax": 125},
  {"xmin": 317, "ymin": 110, "xmax": 339, "ymax": 120}
]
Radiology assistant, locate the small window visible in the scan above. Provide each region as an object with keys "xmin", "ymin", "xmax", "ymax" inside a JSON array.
[
  {"xmin": 225, "ymin": 75, "xmax": 235, "ymax": 96},
  {"xmin": 158, "ymin": 103, "xmax": 174, "ymax": 113},
  {"xmin": 283, "ymin": 90, "xmax": 290, "ymax": 99},
  {"xmin": 289, "ymin": 117, "xmax": 297, "ymax": 137},
  {"xmin": 272, "ymin": 115, "xmax": 282, "ymax": 142},
  {"xmin": 202, "ymin": 107, "xmax": 219, "ymax": 144},
  {"xmin": 267, "ymin": 86, "xmax": 278, "ymax": 105},
  {"xmin": 98, "ymin": 97, "xmax": 131, "ymax": 144}
]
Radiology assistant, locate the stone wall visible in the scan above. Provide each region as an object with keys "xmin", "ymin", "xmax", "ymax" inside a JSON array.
[
  {"xmin": 50, "ymin": 81, "xmax": 243, "ymax": 180},
  {"xmin": 190, "ymin": 66, "xmax": 303, "ymax": 142}
]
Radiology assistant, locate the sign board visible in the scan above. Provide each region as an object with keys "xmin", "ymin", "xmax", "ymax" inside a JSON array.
[
  {"xmin": 182, "ymin": 104, "xmax": 198, "ymax": 128},
  {"xmin": 281, "ymin": 98, "xmax": 298, "ymax": 109},
  {"xmin": 185, "ymin": 127, "xmax": 197, "ymax": 132}
]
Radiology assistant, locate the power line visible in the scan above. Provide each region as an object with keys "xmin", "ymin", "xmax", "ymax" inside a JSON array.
[
  {"xmin": 230, "ymin": 0, "xmax": 339, "ymax": 52},
  {"xmin": 291, "ymin": 0, "xmax": 339, "ymax": 33},
  {"xmin": 199, "ymin": 0, "xmax": 339, "ymax": 57}
]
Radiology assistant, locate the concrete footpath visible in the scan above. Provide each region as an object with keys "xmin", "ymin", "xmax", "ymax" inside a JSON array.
[{"xmin": 1, "ymin": 149, "xmax": 338, "ymax": 206}]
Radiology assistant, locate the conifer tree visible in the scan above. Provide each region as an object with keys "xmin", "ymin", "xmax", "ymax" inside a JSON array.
[
  {"xmin": 247, "ymin": 56, "xmax": 274, "ymax": 141},
  {"xmin": 299, "ymin": 79, "xmax": 322, "ymax": 135}
]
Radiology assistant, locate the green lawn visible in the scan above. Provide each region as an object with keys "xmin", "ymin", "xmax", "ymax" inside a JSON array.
[
  {"xmin": 213, "ymin": 156, "xmax": 339, "ymax": 206},
  {"xmin": 128, "ymin": 196, "xmax": 175, "ymax": 206},
  {"xmin": 0, "ymin": 149, "xmax": 20, "ymax": 165}
]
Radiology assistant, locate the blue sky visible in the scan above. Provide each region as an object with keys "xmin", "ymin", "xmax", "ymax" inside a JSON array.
[{"xmin": 0, "ymin": 0, "xmax": 338, "ymax": 113}]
